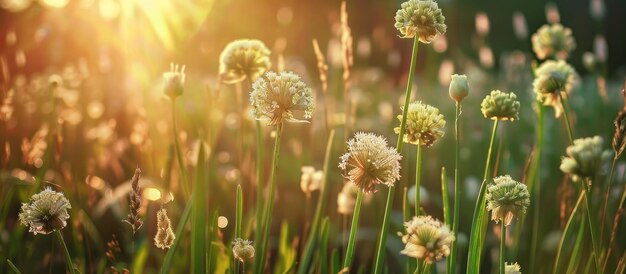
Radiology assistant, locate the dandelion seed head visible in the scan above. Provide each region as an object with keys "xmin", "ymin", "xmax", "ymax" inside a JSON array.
[
  {"xmin": 399, "ymin": 215, "xmax": 455, "ymax": 263},
  {"xmin": 219, "ymin": 39, "xmax": 271, "ymax": 84},
  {"xmin": 531, "ymin": 23, "xmax": 576, "ymax": 60},
  {"xmin": 394, "ymin": 101, "xmax": 446, "ymax": 147},
  {"xmin": 339, "ymin": 132, "xmax": 402, "ymax": 193},
  {"xmin": 480, "ymin": 90, "xmax": 520, "ymax": 121},
  {"xmin": 250, "ymin": 71, "xmax": 314, "ymax": 125},
  {"xmin": 19, "ymin": 187, "xmax": 71, "ymax": 235},
  {"xmin": 486, "ymin": 175, "xmax": 530, "ymax": 226},
  {"xmin": 394, "ymin": 0, "xmax": 447, "ymax": 43}
]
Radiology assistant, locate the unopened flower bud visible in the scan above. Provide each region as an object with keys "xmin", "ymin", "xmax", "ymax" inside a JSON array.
[{"xmin": 448, "ymin": 74, "xmax": 469, "ymax": 102}]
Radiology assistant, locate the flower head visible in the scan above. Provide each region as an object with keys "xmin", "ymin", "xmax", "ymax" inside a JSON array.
[
  {"xmin": 154, "ymin": 208, "xmax": 175, "ymax": 249},
  {"xmin": 394, "ymin": 0, "xmax": 447, "ymax": 43},
  {"xmin": 560, "ymin": 136, "xmax": 612, "ymax": 182},
  {"xmin": 505, "ymin": 262, "xmax": 522, "ymax": 274},
  {"xmin": 162, "ymin": 63, "xmax": 186, "ymax": 100},
  {"xmin": 219, "ymin": 39, "xmax": 272, "ymax": 84},
  {"xmin": 399, "ymin": 215, "xmax": 455, "ymax": 263},
  {"xmin": 232, "ymin": 238, "xmax": 255, "ymax": 263},
  {"xmin": 19, "ymin": 187, "xmax": 71, "ymax": 235},
  {"xmin": 339, "ymin": 132, "xmax": 402, "ymax": 193},
  {"xmin": 533, "ymin": 60, "xmax": 577, "ymax": 117},
  {"xmin": 486, "ymin": 175, "xmax": 530, "ymax": 226},
  {"xmin": 480, "ymin": 90, "xmax": 520, "ymax": 121},
  {"xmin": 449, "ymin": 74, "xmax": 469, "ymax": 103},
  {"xmin": 394, "ymin": 101, "xmax": 446, "ymax": 147},
  {"xmin": 250, "ymin": 71, "xmax": 314, "ymax": 126},
  {"xmin": 531, "ymin": 23, "xmax": 576, "ymax": 60},
  {"xmin": 300, "ymin": 166, "xmax": 323, "ymax": 195}
]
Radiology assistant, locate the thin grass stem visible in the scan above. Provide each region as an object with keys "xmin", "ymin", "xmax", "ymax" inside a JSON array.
[
  {"xmin": 558, "ymin": 92, "xmax": 574, "ymax": 144},
  {"xmin": 342, "ymin": 190, "xmax": 364, "ymax": 269},
  {"xmin": 450, "ymin": 102, "xmax": 461, "ymax": 274},
  {"xmin": 500, "ymin": 223, "xmax": 506, "ymax": 274},
  {"xmin": 171, "ymin": 100, "xmax": 190, "ymax": 196},
  {"xmin": 55, "ymin": 230, "xmax": 75, "ymax": 274}
]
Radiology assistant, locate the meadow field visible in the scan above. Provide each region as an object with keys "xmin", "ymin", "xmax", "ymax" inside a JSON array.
[{"xmin": 1, "ymin": 0, "xmax": 626, "ymax": 273}]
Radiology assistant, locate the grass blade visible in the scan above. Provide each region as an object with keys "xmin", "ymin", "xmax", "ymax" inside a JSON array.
[
  {"xmin": 319, "ymin": 217, "xmax": 330, "ymax": 274},
  {"xmin": 191, "ymin": 145, "xmax": 207, "ymax": 273},
  {"xmin": 554, "ymin": 191, "xmax": 584, "ymax": 274},
  {"xmin": 161, "ymin": 199, "xmax": 192, "ymax": 274},
  {"xmin": 7, "ymin": 259, "xmax": 21, "ymax": 274}
]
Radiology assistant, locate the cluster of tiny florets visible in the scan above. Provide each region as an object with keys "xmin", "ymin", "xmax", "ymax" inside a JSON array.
[
  {"xmin": 531, "ymin": 23, "xmax": 576, "ymax": 60},
  {"xmin": 485, "ymin": 175, "xmax": 530, "ymax": 226},
  {"xmin": 505, "ymin": 262, "xmax": 522, "ymax": 274},
  {"xmin": 399, "ymin": 215, "xmax": 455, "ymax": 263},
  {"xmin": 480, "ymin": 90, "xmax": 521, "ymax": 121},
  {"xmin": 154, "ymin": 208, "xmax": 175, "ymax": 249},
  {"xmin": 533, "ymin": 60, "xmax": 577, "ymax": 117},
  {"xmin": 19, "ymin": 187, "xmax": 72, "ymax": 235},
  {"xmin": 394, "ymin": 101, "xmax": 446, "ymax": 147},
  {"xmin": 162, "ymin": 63, "xmax": 186, "ymax": 99},
  {"xmin": 250, "ymin": 71, "xmax": 314, "ymax": 126},
  {"xmin": 394, "ymin": 0, "xmax": 447, "ymax": 43},
  {"xmin": 219, "ymin": 39, "xmax": 272, "ymax": 84},
  {"xmin": 232, "ymin": 238, "xmax": 255, "ymax": 263},
  {"xmin": 560, "ymin": 136, "xmax": 612, "ymax": 182},
  {"xmin": 339, "ymin": 132, "xmax": 402, "ymax": 193}
]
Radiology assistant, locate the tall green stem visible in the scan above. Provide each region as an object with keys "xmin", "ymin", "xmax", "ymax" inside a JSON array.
[
  {"xmin": 559, "ymin": 92, "xmax": 574, "ymax": 144},
  {"xmin": 467, "ymin": 120, "xmax": 499, "ymax": 274},
  {"xmin": 55, "ymin": 230, "xmax": 75, "ymax": 274},
  {"xmin": 450, "ymin": 102, "xmax": 461, "ymax": 274},
  {"xmin": 415, "ymin": 145, "xmax": 422, "ymax": 216},
  {"xmin": 599, "ymin": 158, "xmax": 617, "ymax": 248},
  {"xmin": 500, "ymin": 223, "xmax": 506, "ymax": 274},
  {"xmin": 255, "ymin": 123, "xmax": 283, "ymax": 274},
  {"xmin": 583, "ymin": 181, "xmax": 601, "ymax": 273},
  {"xmin": 373, "ymin": 35, "xmax": 420, "ymax": 274},
  {"xmin": 343, "ymin": 190, "xmax": 364, "ymax": 270},
  {"xmin": 171, "ymin": 100, "xmax": 190, "ymax": 196},
  {"xmin": 553, "ymin": 192, "xmax": 584, "ymax": 274},
  {"xmin": 253, "ymin": 120, "xmax": 263, "ymax": 262}
]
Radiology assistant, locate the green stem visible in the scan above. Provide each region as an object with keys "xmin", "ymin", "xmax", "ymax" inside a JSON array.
[
  {"xmin": 55, "ymin": 230, "xmax": 75, "ymax": 274},
  {"xmin": 343, "ymin": 190, "xmax": 364, "ymax": 269},
  {"xmin": 160, "ymin": 198, "xmax": 192, "ymax": 274},
  {"xmin": 421, "ymin": 262, "xmax": 431, "ymax": 274},
  {"xmin": 558, "ymin": 92, "xmax": 574, "ymax": 144},
  {"xmin": 6, "ymin": 259, "xmax": 21, "ymax": 274},
  {"xmin": 553, "ymin": 192, "xmax": 584, "ymax": 274},
  {"xmin": 529, "ymin": 102, "xmax": 545, "ymax": 272},
  {"xmin": 599, "ymin": 158, "xmax": 617, "ymax": 249},
  {"xmin": 373, "ymin": 35, "xmax": 420, "ymax": 274},
  {"xmin": 500, "ymin": 223, "xmax": 506, "ymax": 274},
  {"xmin": 255, "ymin": 123, "xmax": 284, "ymax": 274},
  {"xmin": 254, "ymin": 120, "xmax": 263, "ymax": 262},
  {"xmin": 583, "ymin": 181, "xmax": 601, "ymax": 273},
  {"xmin": 415, "ymin": 145, "xmax": 422, "ymax": 216},
  {"xmin": 466, "ymin": 119, "xmax": 499, "ymax": 274},
  {"xmin": 450, "ymin": 102, "xmax": 461, "ymax": 274},
  {"xmin": 171, "ymin": 100, "xmax": 190, "ymax": 196}
]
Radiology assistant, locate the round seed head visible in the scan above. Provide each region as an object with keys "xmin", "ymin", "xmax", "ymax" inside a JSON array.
[
  {"xmin": 486, "ymin": 175, "xmax": 530, "ymax": 226},
  {"xmin": 480, "ymin": 90, "xmax": 520, "ymax": 121},
  {"xmin": 394, "ymin": 101, "xmax": 446, "ymax": 147},
  {"xmin": 219, "ymin": 39, "xmax": 272, "ymax": 84},
  {"xmin": 449, "ymin": 74, "xmax": 469, "ymax": 102},
  {"xmin": 162, "ymin": 63, "xmax": 186, "ymax": 100},
  {"xmin": 560, "ymin": 136, "xmax": 612, "ymax": 182},
  {"xmin": 232, "ymin": 238, "xmax": 255, "ymax": 263},
  {"xmin": 19, "ymin": 187, "xmax": 71, "ymax": 235},
  {"xmin": 505, "ymin": 262, "xmax": 522, "ymax": 274},
  {"xmin": 339, "ymin": 132, "xmax": 402, "ymax": 193},
  {"xmin": 399, "ymin": 215, "xmax": 455, "ymax": 263},
  {"xmin": 250, "ymin": 71, "xmax": 314, "ymax": 126},
  {"xmin": 533, "ymin": 60, "xmax": 577, "ymax": 118},
  {"xmin": 394, "ymin": 0, "xmax": 447, "ymax": 43},
  {"xmin": 531, "ymin": 23, "xmax": 576, "ymax": 60}
]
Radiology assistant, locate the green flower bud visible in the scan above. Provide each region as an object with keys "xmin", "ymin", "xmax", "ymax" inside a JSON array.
[
  {"xmin": 486, "ymin": 175, "xmax": 530, "ymax": 226},
  {"xmin": 449, "ymin": 74, "xmax": 469, "ymax": 102},
  {"xmin": 480, "ymin": 90, "xmax": 520, "ymax": 121},
  {"xmin": 560, "ymin": 136, "xmax": 612, "ymax": 182},
  {"xmin": 394, "ymin": 101, "xmax": 446, "ymax": 147},
  {"xmin": 394, "ymin": 0, "xmax": 447, "ymax": 43}
]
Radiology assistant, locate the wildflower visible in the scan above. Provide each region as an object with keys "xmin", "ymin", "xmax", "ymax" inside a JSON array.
[
  {"xmin": 154, "ymin": 208, "xmax": 175, "ymax": 249},
  {"xmin": 485, "ymin": 175, "xmax": 530, "ymax": 226},
  {"xmin": 19, "ymin": 187, "xmax": 71, "ymax": 235},
  {"xmin": 339, "ymin": 132, "xmax": 402, "ymax": 193},
  {"xmin": 300, "ymin": 166, "xmax": 323, "ymax": 196},
  {"xmin": 219, "ymin": 39, "xmax": 272, "ymax": 84},
  {"xmin": 162, "ymin": 63, "xmax": 186, "ymax": 100},
  {"xmin": 533, "ymin": 60, "xmax": 576, "ymax": 117},
  {"xmin": 531, "ymin": 23, "xmax": 576, "ymax": 60},
  {"xmin": 394, "ymin": 101, "xmax": 446, "ymax": 147},
  {"xmin": 480, "ymin": 90, "xmax": 520, "ymax": 121},
  {"xmin": 449, "ymin": 74, "xmax": 469, "ymax": 103},
  {"xmin": 399, "ymin": 215, "xmax": 455, "ymax": 263},
  {"xmin": 338, "ymin": 183, "xmax": 359, "ymax": 215},
  {"xmin": 232, "ymin": 238, "xmax": 255, "ymax": 263},
  {"xmin": 123, "ymin": 168, "xmax": 143, "ymax": 234},
  {"xmin": 560, "ymin": 136, "xmax": 612, "ymax": 182},
  {"xmin": 250, "ymin": 71, "xmax": 314, "ymax": 125},
  {"xmin": 394, "ymin": 0, "xmax": 447, "ymax": 43},
  {"xmin": 505, "ymin": 262, "xmax": 522, "ymax": 274}
]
